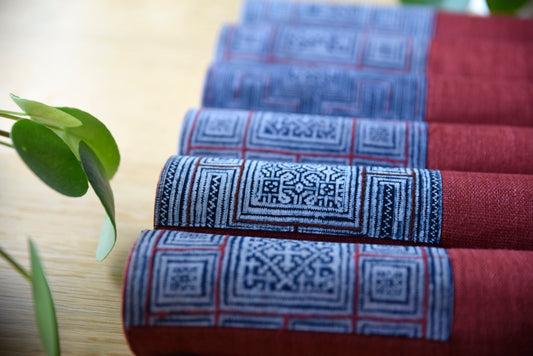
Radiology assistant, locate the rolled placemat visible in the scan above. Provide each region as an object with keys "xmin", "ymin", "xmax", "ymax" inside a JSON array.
[
  {"xmin": 201, "ymin": 63, "xmax": 533, "ymax": 126},
  {"xmin": 241, "ymin": 0, "xmax": 533, "ymax": 43},
  {"xmin": 154, "ymin": 156, "xmax": 533, "ymax": 250},
  {"xmin": 179, "ymin": 108, "xmax": 533, "ymax": 175},
  {"xmin": 123, "ymin": 229, "xmax": 533, "ymax": 356},
  {"xmin": 215, "ymin": 24, "xmax": 533, "ymax": 80}
]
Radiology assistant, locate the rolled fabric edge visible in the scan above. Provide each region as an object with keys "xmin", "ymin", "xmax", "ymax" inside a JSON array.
[{"xmin": 123, "ymin": 229, "xmax": 533, "ymax": 356}]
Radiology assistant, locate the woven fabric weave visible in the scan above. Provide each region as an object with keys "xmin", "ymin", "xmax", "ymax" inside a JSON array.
[
  {"xmin": 124, "ymin": 230, "xmax": 454, "ymax": 341},
  {"xmin": 435, "ymin": 12, "xmax": 533, "ymax": 42},
  {"xmin": 202, "ymin": 63, "xmax": 533, "ymax": 126},
  {"xmin": 241, "ymin": 0, "xmax": 436, "ymax": 35},
  {"xmin": 241, "ymin": 0, "xmax": 533, "ymax": 43},
  {"xmin": 215, "ymin": 23, "xmax": 533, "ymax": 80},
  {"xmin": 179, "ymin": 108, "xmax": 533, "ymax": 174},
  {"xmin": 154, "ymin": 156, "xmax": 533, "ymax": 250},
  {"xmin": 123, "ymin": 230, "xmax": 533, "ymax": 356},
  {"xmin": 179, "ymin": 108, "xmax": 428, "ymax": 169},
  {"xmin": 155, "ymin": 155, "xmax": 443, "ymax": 245}
]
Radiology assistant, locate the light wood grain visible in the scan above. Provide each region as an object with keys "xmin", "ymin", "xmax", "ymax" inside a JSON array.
[{"xmin": 0, "ymin": 0, "xmax": 394, "ymax": 354}]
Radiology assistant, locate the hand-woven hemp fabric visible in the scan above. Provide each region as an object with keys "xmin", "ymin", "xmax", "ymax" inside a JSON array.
[
  {"xmin": 242, "ymin": 0, "xmax": 533, "ymax": 43},
  {"xmin": 215, "ymin": 24, "xmax": 533, "ymax": 80},
  {"xmin": 123, "ymin": 230, "xmax": 454, "ymax": 355},
  {"xmin": 154, "ymin": 156, "xmax": 533, "ymax": 250},
  {"xmin": 179, "ymin": 108, "xmax": 533, "ymax": 175},
  {"xmin": 155, "ymin": 155, "xmax": 443, "ymax": 245},
  {"xmin": 202, "ymin": 63, "xmax": 533, "ymax": 126},
  {"xmin": 215, "ymin": 24, "xmax": 430, "ymax": 75},
  {"xmin": 123, "ymin": 230, "xmax": 533, "ymax": 356}
]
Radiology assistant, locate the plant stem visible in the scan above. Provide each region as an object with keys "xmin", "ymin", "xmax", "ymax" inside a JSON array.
[
  {"xmin": 0, "ymin": 247, "xmax": 32, "ymax": 281},
  {"xmin": 0, "ymin": 111, "xmax": 25, "ymax": 121},
  {"xmin": 0, "ymin": 129, "xmax": 10, "ymax": 138},
  {"xmin": 0, "ymin": 141, "xmax": 13, "ymax": 148},
  {"xmin": 0, "ymin": 109, "xmax": 28, "ymax": 116}
]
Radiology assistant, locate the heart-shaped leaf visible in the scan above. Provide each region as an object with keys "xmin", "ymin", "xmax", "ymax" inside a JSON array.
[
  {"xmin": 10, "ymin": 94, "xmax": 82, "ymax": 128},
  {"xmin": 11, "ymin": 119, "xmax": 89, "ymax": 197},
  {"xmin": 79, "ymin": 141, "xmax": 116, "ymax": 261},
  {"xmin": 29, "ymin": 239, "xmax": 60, "ymax": 356},
  {"xmin": 58, "ymin": 107, "xmax": 120, "ymax": 179}
]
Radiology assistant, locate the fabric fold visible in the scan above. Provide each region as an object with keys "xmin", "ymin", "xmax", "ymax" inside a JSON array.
[
  {"xmin": 179, "ymin": 108, "xmax": 533, "ymax": 174},
  {"xmin": 241, "ymin": 0, "xmax": 533, "ymax": 43},
  {"xmin": 215, "ymin": 23, "xmax": 533, "ymax": 80},
  {"xmin": 202, "ymin": 63, "xmax": 533, "ymax": 126},
  {"xmin": 154, "ymin": 155, "xmax": 533, "ymax": 250},
  {"xmin": 123, "ymin": 229, "xmax": 533, "ymax": 356}
]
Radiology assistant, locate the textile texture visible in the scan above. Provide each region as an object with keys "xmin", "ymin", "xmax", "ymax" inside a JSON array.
[
  {"xmin": 202, "ymin": 63, "xmax": 533, "ymax": 126},
  {"xmin": 123, "ymin": 230, "xmax": 533, "ymax": 356},
  {"xmin": 124, "ymin": 231, "xmax": 453, "ymax": 344},
  {"xmin": 435, "ymin": 12, "xmax": 533, "ymax": 42},
  {"xmin": 179, "ymin": 108, "xmax": 428, "ymax": 168},
  {"xmin": 215, "ymin": 24, "xmax": 430, "ymax": 74},
  {"xmin": 426, "ymin": 122, "xmax": 533, "ymax": 174},
  {"xmin": 154, "ymin": 155, "xmax": 443, "ymax": 245},
  {"xmin": 215, "ymin": 23, "xmax": 532, "ymax": 80},
  {"xmin": 241, "ymin": 0, "xmax": 436, "ymax": 35},
  {"xmin": 179, "ymin": 108, "xmax": 533, "ymax": 174},
  {"xmin": 154, "ymin": 156, "xmax": 533, "ymax": 250},
  {"xmin": 202, "ymin": 63, "xmax": 427, "ymax": 121},
  {"xmin": 242, "ymin": 0, "xmax": 533, "ymax": 43}
]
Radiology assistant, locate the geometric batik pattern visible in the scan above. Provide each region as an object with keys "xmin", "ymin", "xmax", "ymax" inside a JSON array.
[
  {"xmin": 179, "ymin": 108, "xmax": 428, "ymax": 168},
  {"xmin": 154, "ymin": 156, "xmax": 442, "ymax": 244},
  {"xmin": 215, "ymin": 24, "xmax": 430, "ymax": 74},
  {"xmin": 124, "ymin": 230, "xmax": 454, "ymax": 341},
  {"xmin": 241, "ymin": 0, "xmax": 436, "ymax": 36},
  {"xmin": 202, "ymin": 63, "xmax": 427, "ymax": 121}
]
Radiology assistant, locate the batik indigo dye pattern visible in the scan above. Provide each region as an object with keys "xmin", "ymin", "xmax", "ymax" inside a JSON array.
[
  {"xmin": 202, "ymin": 63, "xmax": 426, "ymax": 121},
  {"xmin": 215, "ymin": 24, "xmax": 430, "ymax": 74},
  {"xmin": 241, "ymin": 0, "xmax": 436, "ymax": 35},
  {"xmin": 179, "ymin": 108, "xmax": 428, "ymax": 168},
  {"xmin": 124, "ymin": 230, "xmax": 454, "ymax": 341},
  {"xmin": 155, "ymin": 156, "xmax": 442, "ymax": 244}
]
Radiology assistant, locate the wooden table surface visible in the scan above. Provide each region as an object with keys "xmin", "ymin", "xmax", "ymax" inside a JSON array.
[{"xmin": 0, "ymin": 0, "xmax": 394, "ymax": 354}]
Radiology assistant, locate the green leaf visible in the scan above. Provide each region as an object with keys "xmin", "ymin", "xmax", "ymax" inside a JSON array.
[
  {"xmin": 10, "ymin": 94, "xmax": 82, "ymax": 128},
  {"xmin": 79, "ymin": 141, "xmax": 116, "ymax": 261},
  {"xmin": 11, "ymin": 120, "xmax": 89, "ymax": 197},
  {"xmin": 96, "ymin": 214, "xmax": 116, "ymax": 261},
  {"xmin": 58, "ymin": 107, "xmax": 120, "ymax": 179},
  {"xmin": 29, "ymin": 239, "xmax": 60, "ymax": 356},
  {"xmin": 486, "ymin": 0, "xmax": 529, "ymax": 13}
]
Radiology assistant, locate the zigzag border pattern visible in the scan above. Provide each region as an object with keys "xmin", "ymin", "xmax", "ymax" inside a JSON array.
[{"xmin": 155, "ymin": 156, "xmax": 442, "ymax": 243}]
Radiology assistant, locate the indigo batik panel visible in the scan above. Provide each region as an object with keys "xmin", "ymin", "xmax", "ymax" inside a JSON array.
[
  {"xmin": 241, "ymin": 0, "xmax": 436, "ymax": 36},
  {"xmin": 155, "ymin": 156, "xmax": 442, "ymax": 244},
  {"xmin": 215, "ymin": 24, "xmax": 430, "ymax": 74},
  {"xmin": 124, "ymin": 230, "xmax": 454, "ymax": 341},
  {"xmin": 179, "ymin": 108, "xmax": 428, "ymax": 168},
  {"xmin": 202, "ymin": 63, "xmax": 426, "ymax": 121}
]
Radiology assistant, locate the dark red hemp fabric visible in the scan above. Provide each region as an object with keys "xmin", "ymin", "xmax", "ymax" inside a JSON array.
[
  {"xmin": 125, "ymin": 248, "xmax": 533, "ymax": 356},
  {"xmin": 440, "ymin": 171, "xmax": 533, "ymax": 250},
  {"xmin": 426, "ymin": 73, "xmax": 533, "ymax": 126},
  {"xmin": 427, "ymin": 123, "xmax": 533, "ymax": 174},
  {"xmin": 436, "ymin": 12, "xmax": 533, "ymax": 43},
  {"xmin": 428, "ymin": 38, "xmax": 533, "ymax": 81}
]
